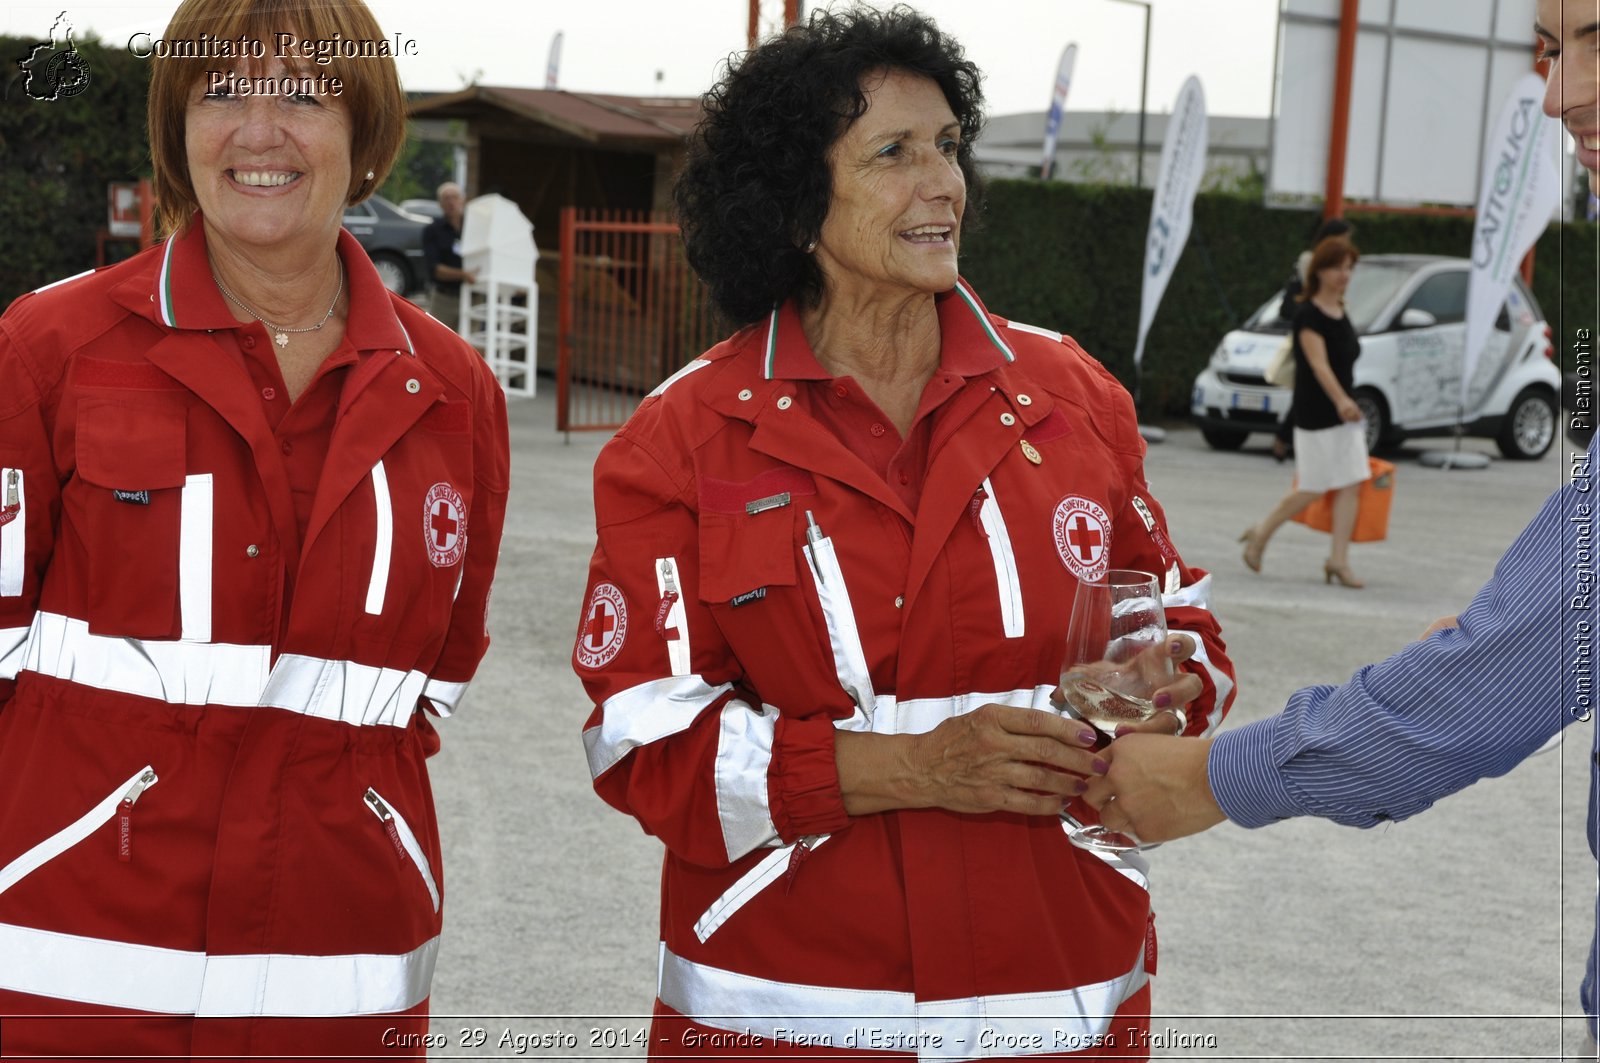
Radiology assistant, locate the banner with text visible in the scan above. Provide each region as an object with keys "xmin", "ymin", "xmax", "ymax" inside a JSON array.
[
  {"xmin": 1040, "ymin": 44, "xmax": 1078, "ymax": 181},
  {"xmin": 1463, "ymin": 71, "xmax": 1560, "ymax": 412},
  {"xmin": 546, "ymin": 31, "xmax": 563, "ymax": 90},
  {"xmin": 1133, "ymin": 75, "xmax": 1208, "ymax": 371}
]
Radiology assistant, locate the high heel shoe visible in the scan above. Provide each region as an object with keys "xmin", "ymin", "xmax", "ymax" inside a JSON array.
[
  {"xmin": 1239, "ymin": 528, "xmax": 1264, "ymax": 573},
  {"xmin": 1323, "ymin": 561, "xmax": 1364, "ymax": 589}
]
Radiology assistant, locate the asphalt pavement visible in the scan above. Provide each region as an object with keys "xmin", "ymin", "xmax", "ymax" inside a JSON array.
[{"xmin": 423, "ymin": 384, "xmax": 1594, "ymax": 1061}]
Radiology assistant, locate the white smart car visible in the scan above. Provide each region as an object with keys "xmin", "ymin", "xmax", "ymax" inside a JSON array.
[{"xmin": 1190, "ymin": 254, "xmax": 1558, "ymax": 459}]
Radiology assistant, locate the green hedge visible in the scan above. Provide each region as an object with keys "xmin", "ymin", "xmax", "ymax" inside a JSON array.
[
  {"xmin": 0, "ymin": 34, "xmax": 154, "ymax": 310},
  {"xmin": 961, "ymin": 179, "xmax": 1599, "ymax": 418}
]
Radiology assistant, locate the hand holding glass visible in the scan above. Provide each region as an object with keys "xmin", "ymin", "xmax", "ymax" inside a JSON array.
[{"xmin": 1057, "ymin": 569, "xmax": 1171, "ymax": 853}]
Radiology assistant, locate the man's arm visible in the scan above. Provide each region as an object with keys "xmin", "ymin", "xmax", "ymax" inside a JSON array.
[{"xmin": 1085, "ymin": 458, "xmax": 1588, "ymax": 842}]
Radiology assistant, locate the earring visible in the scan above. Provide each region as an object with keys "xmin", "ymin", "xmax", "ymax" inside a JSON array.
[
  {"xmin": 365, "ymin": 170, "xmax": 375, "ymax": 181},
  {"xmin": 804, "ymin": 239, "xmax": 817, "ymax": 253}
]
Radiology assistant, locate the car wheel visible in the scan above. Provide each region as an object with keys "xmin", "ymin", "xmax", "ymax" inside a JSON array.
[
  {"xmin": 371, "ymin": 252, "xmax": 409, "ymax": 295},
  {"xmin": 1353, "ymin": 388, "xmax": 1393, "ymax": 455},
  {"xmin": 1496, "ymin": 387, "xmax": 1556, "ymax": 460},
  {"xmin": 1200, "ymin": 427, "xmax": 1249, "ymax": 451}
]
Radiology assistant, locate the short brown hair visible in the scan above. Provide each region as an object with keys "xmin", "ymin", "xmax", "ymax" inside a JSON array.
[
  {"xmin": 146, "ymin": 0, "xmax": 407, "ymax": 233},
  {"xmin": 1300, "ymin": 235, "xmax": 1360, "ymax": 302}
]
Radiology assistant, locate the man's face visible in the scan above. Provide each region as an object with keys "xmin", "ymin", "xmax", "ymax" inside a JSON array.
[
  {"xmin": 439, "ymin": 186, "xmax": 465, "ymax": 226},
  {"xmin": 1538, "ymin": 0, "xmax": 1600, "ymax": 184}
]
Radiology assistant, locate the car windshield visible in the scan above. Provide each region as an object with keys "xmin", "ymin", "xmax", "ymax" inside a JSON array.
[{"xmin": 1244, "ymin": 260, "xmax": 1421, "ymax": 335}]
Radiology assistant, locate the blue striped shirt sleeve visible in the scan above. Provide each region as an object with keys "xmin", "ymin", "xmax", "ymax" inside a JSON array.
[{"xmin": 1210, "ymin": 458, "xmax": 1593, "ymax": 830}]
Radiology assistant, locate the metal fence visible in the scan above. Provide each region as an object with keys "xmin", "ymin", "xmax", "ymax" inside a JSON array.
[{"xmin": 556, "ymin": 208, "xmax": 724, "ymax": 432}]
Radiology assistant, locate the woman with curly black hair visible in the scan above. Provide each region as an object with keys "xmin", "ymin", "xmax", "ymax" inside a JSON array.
[{"xmin": 575, "ymin": 7, "xmax": 1234, "ymax": 1058}]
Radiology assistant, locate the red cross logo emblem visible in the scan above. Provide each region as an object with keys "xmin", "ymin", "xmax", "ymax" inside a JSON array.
[
  {"xmin": 1052, "ymin": 496, "xmax": 1111, "ymax": 581},
  {"xmin": 576, "ymin": 582, "xmax": 628, "ymax": 668},
  {"xmin": 423, "ymin": 483, "xmax": 467, "ymax": 567}
]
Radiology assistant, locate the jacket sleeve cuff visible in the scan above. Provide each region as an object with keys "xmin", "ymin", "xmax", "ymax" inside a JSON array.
[
  {"xmin": 768, "ymin": 714, "xmax": 851, "ymax": 841},
  {"xmin": 1208, "ymin": 716, "xmax": 1305, "ymax": 829}
]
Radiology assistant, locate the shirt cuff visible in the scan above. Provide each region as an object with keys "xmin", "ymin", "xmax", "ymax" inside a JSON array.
[
  {"xmin": 768, "ymin": 714, "xmax": 851, "ymax": 841},
  {"xmin": 1208, "ymin": 716, "xmax": 1306, "ymax": 829}
]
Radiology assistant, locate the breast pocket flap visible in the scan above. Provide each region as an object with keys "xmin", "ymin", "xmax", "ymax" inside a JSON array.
[{"xmin": 77, "ymin": 402, "xmax": 187, "ymax": 490}]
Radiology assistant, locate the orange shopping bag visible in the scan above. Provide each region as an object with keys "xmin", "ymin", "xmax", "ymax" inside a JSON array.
[{"xmin": 1291, "ymin": 458, "xmax": 1395, "ymax": 542}]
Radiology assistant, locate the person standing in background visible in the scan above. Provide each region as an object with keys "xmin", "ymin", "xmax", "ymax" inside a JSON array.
[
  {"xmin": 424, "ymin": 181, "xmax": 476, "ymax": 333},
  {"xmin": 1271, "ymin": 218, "xmax": 1354, "ymax": 462}
]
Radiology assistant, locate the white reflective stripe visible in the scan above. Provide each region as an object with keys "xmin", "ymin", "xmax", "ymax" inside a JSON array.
[
  {"xmin": 422, "ymin": 677, "xmax": 469, "ymax": 716},
  {"xmin": 21, "ymin": 611, "xmax": 271, "ymax": 706},
  {"xmin": 1003, "ymin": 319, "xmax": 1063, "ymax": 343},
  {"xmin": 365, "ymin": 461, "xmax": 393, "ymax": 616},
  {"xmin": 802, "ymin": 535, "xmax": 876, "ymax": 723},
  {"xmin": 0, "ymin": 623, "xmax": 28, "ymax": 681},
  {"xmin": 0, "ymin": 765, "xmax": 156, "ymax": 898},
  {"xmin": 0, "ymin": 922, "xmax": 437, "ymax": 1016},
  {"xmin": 655, "ymin": 556, "xmax": 691, "ymax": 678},
  {"xmin": 977, "ymin": 478, "xmax": 1024, "ymax": 638},
  {"xmin": 367, "ymin": 788, "xmax": 440, "ymax": 913},
  {"xmin": 259, "ymin": 655, "xmax": 427, "ymax": 728},
  {"xmin": 31, "ymin": 269, "xmax": 96, "ymax": 297},
  {"xmin": 1161, "ymin": 571, "xmax": 1213, "ymax": 612},
  {"xmin": 694, "ymin": 835, "xmax": 832, "ymax": 944},
  {"xmin": 832, "ymin": 685, "xmax": 1058, "ymax": 736},
  {"xmin": 1185, "ymin": 638, "xmax": 1232, "ymax": 737},
  {"xmin": 714, "ymin": 699, "xmax": 779, "ymax": 860},
  {"xmin": 648, "ymin": 358, "xmax": 711, "ymax": 398},
  {"xmin": 583, "ymin": 674, "xmax": 734, "ymax": 779},
  {"xmin": 15, "ymin": 612, "xmax": 447, "ymax": 724},
  {"xmin": 179, "ymin": 474, "xmax": 213, "ymax": 642},
  {"xmin": 658, "ymin": 945, "xmax": 1146, "ymax": 1061},
  {"xmin": 1, "ymin": 468, "xmax": 25, "ymax": 598}
]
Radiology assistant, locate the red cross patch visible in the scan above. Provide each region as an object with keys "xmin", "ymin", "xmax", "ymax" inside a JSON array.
[
  {"xmin": 424, "ymin": 483, "xmax": 467, "ymax": 568},
  {"xmin": 576, "ymin": 582, "xmax": 628, "ymax": 669},
  {"xmin": 1052, "ymin": 495, "xmax": 1111, "ymax": 582}
]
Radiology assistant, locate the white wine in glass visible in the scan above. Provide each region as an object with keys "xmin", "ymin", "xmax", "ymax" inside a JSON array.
[{"xmin": 1058, "ymin": 568, "xmax": 1172, "ymax": 853}]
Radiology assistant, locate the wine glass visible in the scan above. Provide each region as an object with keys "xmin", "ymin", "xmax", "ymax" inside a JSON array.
[{"xmin": 1056, "ymin": 568, "xmax": 1172, "ymax": 854}]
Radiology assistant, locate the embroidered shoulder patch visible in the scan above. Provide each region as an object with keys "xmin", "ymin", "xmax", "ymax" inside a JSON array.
[
  {"xmin": 576, "ymin": 582, "xmax": 628, "ymax": 669},
  {"xmin": 424, "ymin": 483, "xmax": 467, "ymax": 567},
  {"xmin": 1052, "ymin": 495, "xmax": 1111, "ymax": 582}
]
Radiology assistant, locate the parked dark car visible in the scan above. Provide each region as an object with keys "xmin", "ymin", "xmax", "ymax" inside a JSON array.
[{"xmin": 343, "ymin": 194, "xmax": 430, "ymax": 295}]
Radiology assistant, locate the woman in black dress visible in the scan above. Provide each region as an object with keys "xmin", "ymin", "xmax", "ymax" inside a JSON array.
[{"xmin": 1240, "ymin": 236, "xmax": 1369, "ymax": 587}]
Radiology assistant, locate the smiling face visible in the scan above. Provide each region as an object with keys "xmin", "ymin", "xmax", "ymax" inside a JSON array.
[
  {"xmin": 1537, "ymin": 0, "xmax": 1600, "ymax": 183},
  {"xmin": 812, "ymin": 69, "xmax": 966, "ymax": 305},
  {"xmin": 185, "ymin": 59, "xmax": 353, "ymax": 255}
]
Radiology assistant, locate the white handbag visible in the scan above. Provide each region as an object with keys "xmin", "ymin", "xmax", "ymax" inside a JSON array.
[{"xmin": 1263, "ymin": 334, "xmax": 1295, "ymax": 388}]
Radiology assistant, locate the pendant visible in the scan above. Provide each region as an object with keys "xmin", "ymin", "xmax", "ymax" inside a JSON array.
[
  {"xmin": 273, "ymin": 331, "xmax": 289, "ymax": 349},
  {"xmin": 1020, "ymin": 439, "xmax": 1042, "ymax": 465}
]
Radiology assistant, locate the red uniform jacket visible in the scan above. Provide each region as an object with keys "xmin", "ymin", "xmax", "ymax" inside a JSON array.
[
  {"xmin": 577, "ymin": 281, "xmax": 1235, "ymax": 1060},
  {"xmin": 0, "ymin": 223, "xmax": 510, "ymax": 1057}
]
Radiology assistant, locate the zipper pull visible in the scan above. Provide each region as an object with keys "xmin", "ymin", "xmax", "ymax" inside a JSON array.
[
  {"xmin": 654, "ymin": 561, "xmax": 681, "ymax": 637},
  {"xmin": 968, "ymin": 487, "xmax": 989, "ymax": 537},
  {"xmin": 364, "ymin": 788, "xmax": 409, "ymax": 862},
  {"xmin": 783, "ymin": 835, "xmax": 820, "ymax": 894},
  {"xmin": 0, "ymin": 470, "xmax": 19, "ymax": 527},
  {"xmin": 118, "ymin": 767, "xmax": 158, "ymax": 863}
]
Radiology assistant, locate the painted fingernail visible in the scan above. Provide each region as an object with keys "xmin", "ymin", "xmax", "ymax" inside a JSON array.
[
  {"xmin": 1169, "ymin": 638, "xmax": 1186, "ymax": 654},
  {"xmin": 1091, "ymin": 758, "xmax": 1110, "ymax": 775},
  {"xmin": 1079, "ymin": 729, "xmax": 1099, "ymax": 745},
  {"xmin": 1154, "ymin": 692, "xmax": 1172, "ymax": 709},
  {"xmin": 1114, "ymin": 725, "xmax": 1133, "ymax": 737},
  {"xmin": 1068, "ymin": 778, "xmax": 1088, "ymax": 794}
]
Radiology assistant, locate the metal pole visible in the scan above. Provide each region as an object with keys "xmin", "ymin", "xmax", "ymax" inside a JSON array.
[
  {"xmin": 1323, "ymin": 0, "xmax": 1359, "ymax": 219},
  {"xmin": 1107, "ymin": 0, "xmax": 1151, "ymax": 188}
]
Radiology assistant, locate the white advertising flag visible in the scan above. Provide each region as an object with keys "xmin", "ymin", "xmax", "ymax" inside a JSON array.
[
  {"xmin": 546, "ymin": 31, "xmax": 564, "ymax": 90},
  {"xmin": 1133, "ymin": 75, "xmax": 1208, "ymax": 371},
  {"xmin": 1039, "ymin": 44, "xmax": 1078, "ymax": 181},
  {"xmin": 1462, "ymin": 72, "xmax": 1561, "ymax": 411}
]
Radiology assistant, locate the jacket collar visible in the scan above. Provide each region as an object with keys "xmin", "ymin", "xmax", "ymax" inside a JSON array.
[
  {"xmin": 758, "ymin": 277, "xmax": 1016, "ymax": 382},
  {"xmin": 112, "ymin": 216, "xmax": 417, "ymax": 355}
]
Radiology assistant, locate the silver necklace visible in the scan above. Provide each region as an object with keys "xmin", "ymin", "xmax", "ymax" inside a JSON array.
[{"xmin": 212, "ymin": 264, "xmax": 344, "ymax": 349}]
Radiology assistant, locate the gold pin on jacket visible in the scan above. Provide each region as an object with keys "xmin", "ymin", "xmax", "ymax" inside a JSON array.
[{"xmin": 1020, "ymin": 440, "xmax": 1042, "ymax": 465}]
